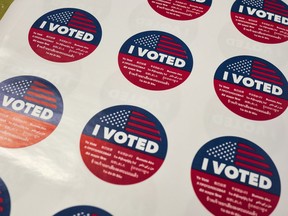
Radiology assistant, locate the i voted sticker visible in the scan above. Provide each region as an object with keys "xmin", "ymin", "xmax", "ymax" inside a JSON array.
[
  {"xmin": 214, "ymin": 55, "xmax": 287, "ymax": 121},
  {"xmin": 80, "ymin": 105, "xmax": 168, "ymax": 185},
  {"xmin": 0, "ymin": 178, "xmax": 10, "ymax": 216},
  {"xmin": 191, "ymin": 136, "xmax": 281, "ymax": 216},
  {"xmin": 29, "ymin": 8, "xmax": 102, "ymax": 62},
  {"xmin": 0, "ymin": 76, "xmax": 63, "ymax": 148},
  {"xmin": 148, "ymin": 0, "xmax": 212, "ymax": 21},
  {"xmin": 54, "ymin": 205, "xmax": 112, "ymax": 216},
  {"xmin": 118, "ymin": 30, "xmax": 193, "ymax": 91},
  {"xmin": 231, "ymin": 0, "xmax": 288, "ymax": 44}
]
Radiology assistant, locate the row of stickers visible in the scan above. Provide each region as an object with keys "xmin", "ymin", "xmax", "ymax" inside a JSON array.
[{"xmin": 0, "ymin": 0, "xmax": 287, "ymax": 216}]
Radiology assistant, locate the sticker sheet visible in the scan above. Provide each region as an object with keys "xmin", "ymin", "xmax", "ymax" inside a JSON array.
[{"xmin": 0, "ymin": 0, "xmax": 287, "ymax": 215}]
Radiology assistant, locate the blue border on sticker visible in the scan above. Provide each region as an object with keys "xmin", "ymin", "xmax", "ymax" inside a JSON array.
[
  {"xmin": 54, "ymin": 205, "xmax": 112, "ymax": 216},
  {"xmin": 0, "ymin": 178, "xmax": 11, "ymax": 216}
]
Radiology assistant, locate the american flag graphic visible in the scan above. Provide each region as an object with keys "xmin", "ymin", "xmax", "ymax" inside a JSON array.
[
  {"xmin": 134, "ymin": 34, "xmax": 188, "ymax": 59},
  {"xmin": 100, "ymin": 109, "xmax": 161, "ymax": 142},
  {"xmin": 47, "ymin": 10, "xmax": 97, "ymax": 33},
  {"xmin": 207, "ymin": 141, "xmax": 272, "ymax": 176},
  {"xmin": 1, "ymin": 80, "xmax": 58, "ymax": 109},
  {"xmin": 227, "ymin": 59, "xmax": 284, "ymax": 86},
  {"xmin": 241, "ymin": 0, "xmax": 288, "ymax": 17}
]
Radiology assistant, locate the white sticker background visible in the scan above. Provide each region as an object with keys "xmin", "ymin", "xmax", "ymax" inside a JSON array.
[{"xmin": 0, "ymin": 1, "xmax": 287, "ymax": 216}]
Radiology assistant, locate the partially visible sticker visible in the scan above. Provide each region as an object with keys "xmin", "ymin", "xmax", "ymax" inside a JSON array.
[
  {"xmin": 54, "ymin": 205, "xmax": 112, "ymax": 216},
  {"xmin": 0, "ymin": 178, "xmax": 10, "ymax": 216},
  {"xmin": 231, "ymin": 0, "xmax": 288, "ymax": 44},
  {"xmin": 118, "ymin": 30, "xmax": 193, "ymax": 91},
  {"xmin": 0, "ymin": 76, "xmax": 63, "ymax": 148},
  {"xmin": 80, "ymin": 105, "xmax": 168, "ymax": 185},
  {"xmin": 29, "ymin": 8, "xmax": 102, "ymax": 62},
  {"xmin": 148, "ymin": 0, "xmax": 212, "ymax": 20},
  {"xmin": 191, "ymin": 136, "xmax": 281, "ymax": 216},
  {"xmin": 214, "ymin": 55, "xmax": 287, "ymax": 121}
]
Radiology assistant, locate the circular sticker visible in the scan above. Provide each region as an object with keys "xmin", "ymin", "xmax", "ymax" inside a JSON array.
[
  {"xmin": 0, "ymin": 178, "xmax": 10, "ymax": 216},
  {"xmin": 191, "ymin": 136, "xmax": 281, "ymax": 216},
  {"xmin": 0, "ymin": 76, "xmax": 63, "ymax": 148},
  {"xmin": 54, "ymin": 205, "xmax": 112, "ymax": 216},
  {"xmin": 231, "ymin": 0, "xmax": 288, "ymax": 44},
  {"xmin": 148, "ymin": 0, "xmax": 212, "ymax": 20},
  {"xmin": 28, "ymin": 8, "xmax": 102, "ymax": 62},
  {"xmin": 80, "ymin": 105, "xmax": 168, "ymax": 185},
  {"xmin": 118, "ymin": 30, "xmax": 193, "ymax": 91},
  {"xmin": 214, "ymin": 55, "xmax": 287, "ymax": 121}
]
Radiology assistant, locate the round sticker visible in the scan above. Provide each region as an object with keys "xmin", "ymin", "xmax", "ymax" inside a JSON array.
[
  {"xmin": 214, "ymin": 55, "xmax": 287, "ymax": 121},
  {"xmin": 0, "ymin": 76, "xmax": 63, "ymax": 148},
  {"xmin": 148, "ymin": 0, "xmax": 212, "ymax": 20},
  {"xmin": 80, "ymin": 105, "xmax": 168, "ymax": 185},
  {"xmin": 191, "ymin": 136, "xmax": 281, "ymax": 216},
  {"xmin": 0, "ymin": 178, "xmax": 10, "ymax": 216},
  {"xmin": 118, "ymin": 30, "xmax": 193, "ymax": 91},
  {"xmin": 54, "ymin": 205, "xmax": 112, "ymax": 216},
  {"xmin": 29, "ymin": 8, "xmax": 102, "ymax": 62},
  {"xmin": 231, "ymin": 0, "xmax": 288, "ymax": 44}
]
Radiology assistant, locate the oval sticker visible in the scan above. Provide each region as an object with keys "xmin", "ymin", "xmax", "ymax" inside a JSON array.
[
  {"xmin": 80, "ymin": 105, "xmax": 168, "ymax": 185},
  {"xmin": 191, "ymin": 136, "xmax": 281, "ymax": 216},
  {"xmin": 54, "ymin": 205, "xmax": 112, "ymax": 216},
  {"xmin": 29, "ymin": 8, "xmax": 102, "ymax": 62},
  {"xmin": 118, "ymin": 30, "xmax": 193, "ymax": 91},
  {"xmin": 214, "ymin": 55, "xmax": 287, "ymax": 121},
  {"xmin": 148, "ymin": 0, "xmax": 212, "ymax": 21},
  {"xmin": 0, "ymin": 76, "xmax": 63, "ymax": 148},
  {"xmin": 0, "ymin": 178, "xmax": 11, "ymax": 216},
  {"xmin": 231, "ymin": 0, "xmax": 288, "ymax": 44}
]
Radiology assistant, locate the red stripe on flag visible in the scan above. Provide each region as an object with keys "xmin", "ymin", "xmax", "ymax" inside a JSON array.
[
  {"xmin": 237, "ymin": 149, "xmax": 264, "ymax": 160},
  {"xmin": 34, "ymin": 81, "xmax": 47, "ymax": 88},
  {"xmin": 156, "ymin": 48, "xmax": 187, "ymax": 59},
  {"xmin": 235, "ymin": 161, "xmax": 273, "ymax": 176},
  {"xmin": 252, "ymin": 65, "xmax": 276, "ymax": 73},
  {"xmin": 127, "ymin": 122, "xmax": 160, "ymax": 134},
  {"xmin": 24, "ymin": 96, "xmax": 57, "ymax": 109},
  {"xmin": 72, "ymin": 15, "xmax": 94, "ymax": 23},
  {"xmin": 70, "ymin": 19, "xmax": 96, "ymax": 29},
  {"xmin": 67, "ymin": 23, "xmax": 96, "ymax": 33},
  {"xmin": 30, "ymin": 86, "xmax": 55, "ymax": 96},
  {"xmin": 161, "ymin": 35, "xmax": 173, "ymax": 40},
  {"xmin": 129, "ymin": 116, "xmax": 155, "ymax": 127},
  {"xmin": 235, "ymin": 155, "xmax": 270, "ymax": 169},
  {"xmin": 252, "ymin": 70, "xmax": 281, "ymax": 80},
  {"xmin": 131, "ymin": 111, "xmax": 146, "ymax": 118},
  {"xmin": 238, "ymin": 143, "xmax": 254, "ymax": 151},
  {"xmin": 251, "ymin": 74, "xmax": 283, "ymax": 86},
  {"xmin": 125, "ymin": 128, "xmax": 161, "ymax": 141},
  {"xmin": 158, "ymin": 42, "xmax": 186, "ymax": 54},
  {"xmin": 26, "ymin": 91, "xmax": 57, "ymax": 103},
  {"xmin": 159, "ymin": 38, "xmax": 182, "ymax": 47}
]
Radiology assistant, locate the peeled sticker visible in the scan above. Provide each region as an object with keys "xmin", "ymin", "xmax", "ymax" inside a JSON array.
[
  {"xmin": 0, "ymin": 178, "xmax": 10, "ymax": 216},
  {"xmin": 80, "ymin": 105, "xmax": 168, "ymax": 185},
  {"xmin": 214, "ymin": 55, "xmax": 287, "ymax": 121},
  {"xmin": 29, "ymin": 8, "xmax": 102, "ymax": 62},
  {"xmin": 118, "ymin": 30, "xmax": 193, "ymax": 91},
  {"xmin": 148, "ymin": 0, "xmax": 212, "ymax": 20},
  {"xmin": 0, "ymin": 76, "xmax": 63, "ymax": 148},
  {"xmin": 54, "ymin": 205, "xmax": 112, "ymax": 216},
  {"xmin": 191, "ymin": 136, "xmax": 281, "ymax": 216},
  {"xmin": 231, "ymin": 0, "xmax": 288, "ymax": 44}
]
